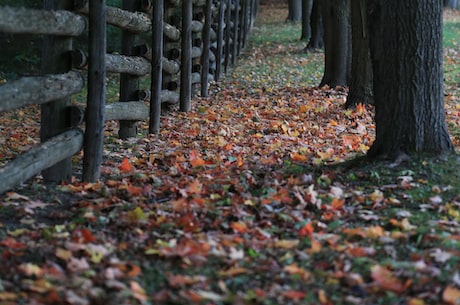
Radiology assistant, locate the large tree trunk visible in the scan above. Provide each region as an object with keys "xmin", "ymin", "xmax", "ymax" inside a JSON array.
[
  {"xmin": 345, "ymin": 0, "xmax": 373, "ymax": 108},
  {"xmin": 319, "ymin": 0, "xmax": 350, "ymax": 87},
  {"xmin": 305, "ymin": 0, "xmax": 323, "ymax": 50},
  {"xmin": 287, "ymin": 0, "xmax": 302, "ymax": 22},
  {"xmin": 368, "ymin": 0, "xmax": 453, "ymax": 159}
]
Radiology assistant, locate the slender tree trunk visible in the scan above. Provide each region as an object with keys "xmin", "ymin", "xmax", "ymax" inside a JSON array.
[
  {"xmin": 300, "ymin": 0, "xmax": 313, "ymax": 40},
  {"xmin": 305, "ymin": 0, "xmax": 323, "ymax": 50},
  {"xmin": 368, "ymin": 0, "xmax": 453, "ymax": 159},
  {"xmin": 345, "ymin": 0, "xmax": 373, "ymax": 108},
  {"xmin": 319, "ymin": 0, "xmax": 350, "ymax": 87},
  {"xmin": 287, "ymin": 0, "xmax": 302, "ymax": 22}
]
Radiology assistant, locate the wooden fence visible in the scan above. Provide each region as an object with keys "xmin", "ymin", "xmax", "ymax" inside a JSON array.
[{"xmin": 0, "ymin": 0, "xmax": 257, "ymax": 194}]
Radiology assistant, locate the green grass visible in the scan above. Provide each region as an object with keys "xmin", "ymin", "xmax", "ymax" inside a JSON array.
[{"xmin": 443, "ymin": 18, "xmax": 460, "ymax": 86}]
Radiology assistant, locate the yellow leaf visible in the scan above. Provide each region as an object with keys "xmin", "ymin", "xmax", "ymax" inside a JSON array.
[{"xmin": 274, "ymin": 239, "xmax": 299, "ymax": 249}]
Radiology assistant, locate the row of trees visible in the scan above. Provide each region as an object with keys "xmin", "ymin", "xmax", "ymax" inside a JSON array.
[{"xmin": 287, "ymin": 0, "xmax": 454, "ymax": 160}]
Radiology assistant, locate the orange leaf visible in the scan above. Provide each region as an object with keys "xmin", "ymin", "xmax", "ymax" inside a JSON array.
[
  {"xmin": 330, "ymin": 197, "xmax": 345, "ymax": 210},
  {"xmin": 298, "ymin": 222, "xmax": 313, "ymax": 238},
  {"xmin": 282, "ymin": 290, "xmax": 306, "ymax": 300},
  {"xmin": 119, "ymin": 158, "xmax": 134, "ymax": 173},
  {"xmin": 187, "ymin": 179, "xmax": 202, "ymax": 194},
  {"xmin": 371, "ymin": 265, "xmax": 409, "ymax": 293},
  {"xmin": 189, "ymin": 150, "xmax": 206, "ymax": 167},
  {"xmin": 442, "ymin": 286, "xmax": 460, "ymax": 305},
  {"xmin": 291, "ymin": 152, "xmax": 308, "ymax": 162},
  {"xmin": 231, "ymin": 222, "xmax": 248, "ymax": 233}
]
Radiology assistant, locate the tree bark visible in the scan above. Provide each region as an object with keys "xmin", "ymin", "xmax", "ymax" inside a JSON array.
[
  {"xmin": 301, "ymin": 0, "xmax": 313, "ymax": 40},
  {"xmin": 287, "ymin": 0, "xmax": 302, "ymax": 22},
  {"xmin": 305, "ymin": 0, "xmax": 323, "ymax": 50},
  {"xmin": 368, "ymin": 0, "xmax": 453, "ymax": 159},
  {"xmin": 319, "ymin": 0, "xmax": 351, "ymax": 87},
  {"xmin": 345, "ymin": 0, "xmax": 373, "ymax": 108}
]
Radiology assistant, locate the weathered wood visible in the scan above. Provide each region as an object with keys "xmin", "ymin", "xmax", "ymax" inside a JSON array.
[
  {"xmin": 0, "ymin": 129, "xmax": 84, "ymax": 194},
  {"xmin": 75, "ymin": 0, "xmax": 151, "ymax": 33},
  {"xmin": 0, "ymin": 6, "xmax": 85, "ymax": 36},
  {"xmin": 118, "ymin": 0, "xmax": 141, "ymax": 139},
  {"xmin": 215, "ymin": 0, "xmax": 225, "ymax": 80},
  {"xmin": 0, "ymin": 71, "xmax": 84, "ymax": 112},
  {"xmin": 106, "ymin": 102, "xmax": 149, "ymax": 121},
  {"xmin": 107, "ymin": 54, "xmax": 151, "ymax": 76},
  {"xmin": 191, "ymin": 20, "xmax": 204, "ymax": 32},
  {"xmin": 40, "ymin": 0, "xmax": 74, "ymax": 183},
  {"xmin": 69, "ymin": 102, "xmax": 149, "ymax": 123},
  {"xmin": 83, "ymin": 0, "xmax": 107, "ymax": 182},
  {"xmin": 180, "ymin": 0, "xmax": 192, "ymax": 111},
  {"xmin": 138, "ymin": 89, "xmax": 151, "ymax": 100},
  {"xmin": 192, "ymin": 46, "xmax": 203, "ymax": 59},
  {"xmin": 233, "ymin": 0, "xmax": 240, "ymax": 63},
  {"xmin": 73, "ymin": 49, "xmax": 154, "ymax": 75},
  {"xmin": 162, "ymin": 90, "xmax": 179, "ymax": 104},
  {"xmin": 135, "ymin": 44, "xmax": 180, "ymax": 74},
  {"xmin": 150, "ymin": 0, "xmax": 163, "ymax": 134},
  {"xmin": 201, "ymin": 0, "xmax": 212, "ymax": 97},
  {"xmin": 169, "ymin": 0, "xmax": 207, "ymax": 7},
  {"xmin": 163, "ymin": 22, "xmax": 181, "ymax": 41},
  {"xmin": 224, "ymin": 0, "xmax": 232, "ymax": 73}
]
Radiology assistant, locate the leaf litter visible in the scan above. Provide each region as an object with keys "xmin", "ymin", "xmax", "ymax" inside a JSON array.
[{"xmin": 1, "ymin": 4, "xmax": 460, "ymax": 305}]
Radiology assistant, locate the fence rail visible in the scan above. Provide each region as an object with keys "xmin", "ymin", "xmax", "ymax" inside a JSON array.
[{"xmin": 0, "ymin": 0, "xmax": 258, "ymax": 194}]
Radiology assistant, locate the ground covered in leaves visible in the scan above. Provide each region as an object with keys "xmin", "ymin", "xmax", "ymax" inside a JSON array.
[{"xmin": 1, "ymin": 4, "xmax": 460, "ymax": 305}]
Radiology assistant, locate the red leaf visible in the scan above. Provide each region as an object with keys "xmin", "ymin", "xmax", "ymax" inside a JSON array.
[
  {"xmin": 73, "ymin": 229, "xmax": 96, "ymax": 243},
  {"xmin": 282, "ymin": 290, "xmax": 306, "ymax": 300},
  {"xmin": 119, "ymin": 158, "xmax": 134, "ymax": 173},
  {"xmin": 298, "ymin": 222, "xmax": 313, "ymax": 238}
]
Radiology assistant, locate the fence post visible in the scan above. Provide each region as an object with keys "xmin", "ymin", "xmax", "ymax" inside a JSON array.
[
  {"xmin": 201, "ymin": 0, "xmax": 212, "ymax": 97},
  {"xmin": 149, "ymin": 0, "xmax": 164, "ymax": 133},
  {"xmin": 40, "ymin": 0, "xmax": 74, "ymax": 183},
  {"xmin": 119, "ymin": 0, "xmax": 140, "ymax": 139},
  {"xmin": 224, "ymin": 0, "xmax": 231, "ymax": 74},
  {"xmin": 232, "ymin": 0, "xmax": 240, "ymax": 63},
  {"xmin": 83, "ymin": 0, "xmax": 107, "ymax": 182},
  {"xmin": 180, "ymin": 0, "xmax": 193, "ymax": 112},
  {"xmin": 215, "ymin": 0, "xmax": 225, "ymax": 80}
]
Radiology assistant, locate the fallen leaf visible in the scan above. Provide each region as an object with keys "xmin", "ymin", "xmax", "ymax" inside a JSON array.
[
  {"xmin": 119, "ymin": 157, "xmax": 134, "ymax": 173},
  {"xmin": 442, "ymin": 285, "xmax": 460, "ymax": 305},
  {"xmin": 371, "ymin": 265, "xmax": 409, "ymax": 293}
]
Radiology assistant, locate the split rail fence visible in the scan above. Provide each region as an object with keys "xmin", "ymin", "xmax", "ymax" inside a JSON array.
[{"xmin": 0, "ymin": 0, "xmax": 258, "ymax": 194}]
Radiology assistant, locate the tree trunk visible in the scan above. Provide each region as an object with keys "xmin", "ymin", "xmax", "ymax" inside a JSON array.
[
  {"xmin": 345, "ymin": 0, "xmax": 373, "ymax": 108},
  {"xmin": 368, "ymin": 0, "xmax": 453, "ymax": 159},
  {"xmin": 319, "ymin": 0, "xmax": 351, "ymax": 87},
  {"xmin": 305, "ymin": 0, "xmax": 323, "ymax": 50},
  {"xmin": 287, "ymin": 0, "xmax": 302, "ymax": 22},
  {"xmin": 444, "ymin": 0, "xmax": 459, "ymax": 9},
  {"xmin": 300, "ymin": 0, "xmax": 313, "ymax": 40}
]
